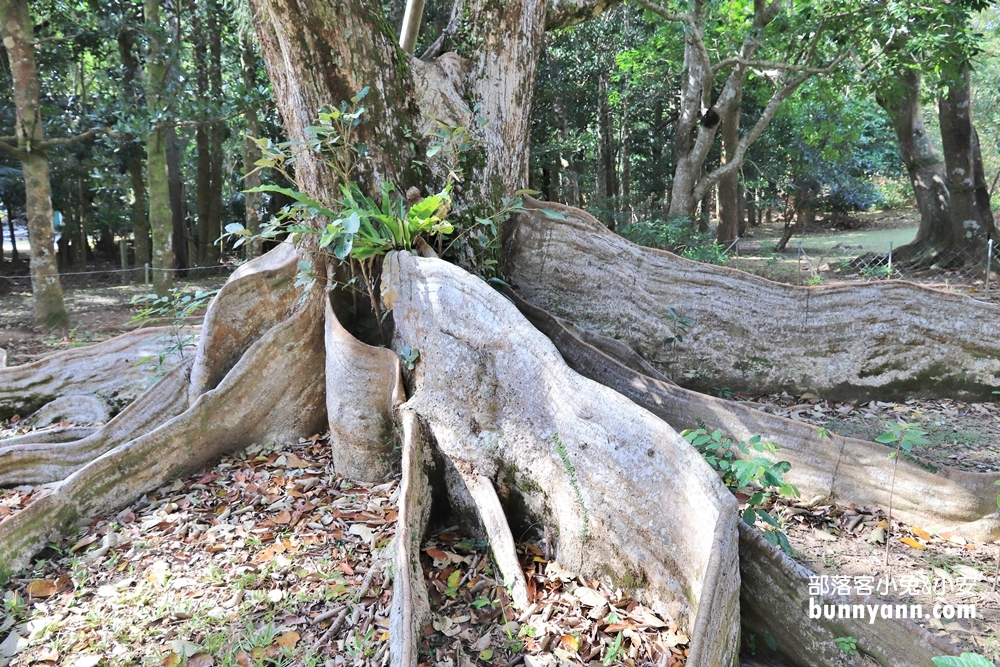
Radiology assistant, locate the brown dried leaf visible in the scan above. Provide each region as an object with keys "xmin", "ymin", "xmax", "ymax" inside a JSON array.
[
  {"xmin": 275, "ymin": 632, "xmax": 300, "ymax": 650},
  {"xmin": 25, "ymin": 579, "xmax": 57, "ymax": 598}
]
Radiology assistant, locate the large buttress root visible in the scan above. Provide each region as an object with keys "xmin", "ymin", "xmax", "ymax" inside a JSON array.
[
  {"xmin": 739, "ymin": 524, "xmax": 958, "ymax": 666},
  {"xmin": 504, "ymin": 200, "xmax": 1000, "ymax": 400},
  {"xmin": 0, "ymin": 360, "xmax": 192, "ymax": 486},
  {"xmin": 0, "ymin": 326, "xmax": 195, "ymax": 420},
  {"xmin": 382, "ymin": 251, "xmax": 742, "ymax": 667},
  {"xmin": 511, "ymin": 292, "xmax": 1000, "ymax": 540},
  {"xmin": 0, "ymin": 298, "xmax": 326, "ymax": 577},
  {"xmin": 189, "ymin": 243, "xmax": 302, "ymax": 401},
  {"xmin": 324, "ymin": 297, "xmax": 405, "ymax": 481},
  {"xmin": 390, "ymin": 409, "xmax": 434, "ymax": 667}
]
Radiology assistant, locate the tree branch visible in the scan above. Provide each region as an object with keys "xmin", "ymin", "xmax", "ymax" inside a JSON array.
[
  {"xmin": 632, "ymin": 0, "xmax": 691, "ymax": 25},
  {"xmin": 546, "ymin": 0, "xmax": 621, "ymax": 30},
  {"xmin": 38, "ymin": 127, "xmax": 112, "ymax": 149},
  {"xmin": 0, "ymin": 141, "xmax": 27, "ymax": 159},
  {"xmin": 694, "ymin": 51, "xmax": 850, "ymax": 201}
]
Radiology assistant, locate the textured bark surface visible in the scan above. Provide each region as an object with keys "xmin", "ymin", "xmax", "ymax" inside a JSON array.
[
  {"xmin": 324, "ymin": 297, "xmax": 404, "ymax": 481},
  {"xmin": 189, "ymin": 243, "xmax": 301, "ymax": 400},
  {"xmin": 144, "ymin": 0, "xmax": 174, "ymax": 296},
  {"xmin": 0, "ymin": 326, "xmax": 193, "ymax": 420},
  {"xmin": 939, "ymin": 68, "xmax": 997, "ymax": 256},
  {"xmin": 512, "ymin": 292, "xmax": 1000, "ymax": 541},
  {"xmin": 0, "ymin": 297, "xmax": 326, "ymax": 577},
  {"xmin": 739, "ymin": 524, "xmax": 959, "ymax": 667},
  {"xmin": 383, "ymin": 251, "xmax": 741, "ymax": 666},
  {"xmin": 0, "ymin": 361, "xmax": 190, "ymax": 487},
  {"xmin": 389, "ymin": 409, "xmax": 433, "ymax": 667},
  {"xmin": 877, "ymin": 70, "xmax": 952, "ymax": 259},
  {"xmin": 505, "ymin": 201, "xmax": 1000, "ymax": 400},
  {"xmin": 29, "ymin": 394, "xmax": 110, "ymax": 427}
]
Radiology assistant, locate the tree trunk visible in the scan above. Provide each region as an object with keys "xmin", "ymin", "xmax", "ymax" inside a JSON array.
[
  {"xmin": 205, "ymin": 0, "xmax": 224, "ymax": 266},
  {"xmin": 241, "ymin": 37, "xmax": 263, "ymax": 257},
  {"xmin": 0, "ymin": 0, "xmax": 70, "ymax": 328},
  {"xmin": 116, "ymin": 25, "xmax": 150, "ymax": 278},
  {"xmin": 193, "ymin": 2, "xmax": 210, "ymax": 265},
  {"xmin": 877, "ymin": 69, "xmax": 952, "ymax": 264},
  {"xmin": 938, "ymin": 67, "xmax": 997, "ymax": 260},
  {"xmin": 145, "ymin": 0, "xmax": 175, "ymax": 295},
  {"xmin": 127, "ymin": 160, "xmax": 150, "ymax": 273},
  {"xmin": 716, "ymin": 96, "xmax": 741, "ymax": 243},
  {"xmin": 166, "ymin": 124, "xmax": 188, "ymax": 271}
]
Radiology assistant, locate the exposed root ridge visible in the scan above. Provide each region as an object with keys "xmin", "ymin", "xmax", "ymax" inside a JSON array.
[
  {"xmin": 0, "ymin": 326, "xmax": 195, "ymax": 420},
  {"xmin": 390, "ymin": 409, "xmax": 434, "ymax": 667},
  {"xmin": 739, "ymin": 523, "xmax": 959, "ymax": 666},
  {"xmin": 0, "ymin": 426, "xmax": 98, "ymax": 446},
  {"xmin": 455, "ymin": 470, "xmax": 530, "ymax": 609},
  {"xmin": 509, "ymin": 290, "xmax": 1000, "ymax": 541},
  {"xmin": 382, "ymin": 251, "xmax": 741, "ymax": 667},
  {"xmin": 505, "ymin": 199, "xmax": 1000, "ymax": 400},
  {"xmin": 0, "ymin": 360, "xmax": 192, "ymax": 486},
  {"xmin": 0, "ymin": 297, "xmax": 326, "ymax": 577},
  {"xmin": 189, "ymin": 242, "xmax": 302, "ymax": 401}
]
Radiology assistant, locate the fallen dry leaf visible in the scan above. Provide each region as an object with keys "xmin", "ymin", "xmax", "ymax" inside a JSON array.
[
  {"xmin": 187, "ymin": 653, "xmax": 215, "ymax": 667},
  {"xmin": 275, "ymin": 631, "xmax": 300, "ymax": 649},
  {"xmin": 911, "ymin": 527, "xmax": 932, "ymax": 541},
  {"xmin": 25, "ymin": 579, "xmax": 57, "ymax": 598},
  {"xmin": 900, "ymin": 537, "xmax": 926, "ymax": 550}
]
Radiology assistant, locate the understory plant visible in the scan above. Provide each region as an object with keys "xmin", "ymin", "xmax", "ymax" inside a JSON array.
[
  {"xmin": 876, "ymin": 420, "xmax": 929, "ymax": 565},
  {"xmin": 682, "ymin": 428, "xmax": 799, "ymax": 553},
  {"xmin": 619, "ymin": 214, "xmax": 727, "ymax": 264},
  {"xmin": 131, "ymin": 286, "xmax": 219, "ymax": 380}
]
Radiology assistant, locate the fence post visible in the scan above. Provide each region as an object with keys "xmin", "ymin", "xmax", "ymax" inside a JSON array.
[
  {"xmin": 888, "ymin": 242, "xmax": 893, "ymax": 278},
  {"xmin": 797, "ymin": 240, "xmax": 803, "ymax": 285},
  {"xmin": 144, "ymin": 262, "xmax": 150, "ymax": 286},
  {"xmin": 119, "ymin": 239, "xmax": 129, "ymax": 286},
  {"xmin": 987, "ymin": 239, "xmax": 994, "ymax": 298}
]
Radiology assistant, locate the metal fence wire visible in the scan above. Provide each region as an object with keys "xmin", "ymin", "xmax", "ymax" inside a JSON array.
[{"xmin": 725, "ymin": 237, "xmax": 999, "ymax": 303}]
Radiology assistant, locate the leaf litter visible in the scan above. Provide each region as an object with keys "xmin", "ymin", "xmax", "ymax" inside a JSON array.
[{"xmin": 0, "ymin": 435, "xmax": 684, "ymax": 667}]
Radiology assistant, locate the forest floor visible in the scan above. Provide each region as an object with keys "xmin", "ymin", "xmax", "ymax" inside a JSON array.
[
  {"xmin": 727, "ymin": 208, "xmax": 1000, "ymax": 304},
  {"xmin": 0, "ymin": 434, "xmax": 687, "ymax": 667},
  {"xmin": 730, "ymin": 389, "xmax": 1000, "ymax": 660},
  {"xmin": 0, "ymin": 272, "xmax": 229, "ymax": 366}
]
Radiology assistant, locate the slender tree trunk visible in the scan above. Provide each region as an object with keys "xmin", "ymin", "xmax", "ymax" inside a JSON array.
[
  {"xmin": 241, "ymin": 37, "xmax": 263, "ymax": 257},
  {"xmin": 166, "ymin": 125, "xmax": 188, "ymax": 271},
  {"xmin": 116, "ymin": 25, "xmax": 150, "ymax": 279},
  {"xmin": 7, "ymin": 205, "xmax": 19, "ymax": 264},
  {"xmin": 205, "ymin": 0, "xmax": 224, "ymax": 266},
  {"xmin": 145, "ymin": 0, "xmax": 174, "ymax": 295},
  {"xmin": 193, "ymin": 3, "xmax": 210, "ymax": 265},
  {"xmin": 555, "ymin": 95, "xmax": 579, "ymax": 207},
  {"xmin": 938, "ymin": 67, "xmax": 997, "ymax": 259},
  {"xmin": 716, "ymin": 93, "xmax": 741, "ymax": 243},
  {"xmin": 0, "ymin": 0, "xmax": 69, "ymax": 328},
  {"xmin": 127, "ymin": 161, "xmax": 150, "ymax": 273},
  {"xmin": 877, "ymin": 69, "xmax": 952, "ymax": 262}
]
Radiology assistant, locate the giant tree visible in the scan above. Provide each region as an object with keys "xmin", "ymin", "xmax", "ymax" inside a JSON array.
[{"xmin": 1, "ymin": 2, "xmax": 999, "ymax": 665}]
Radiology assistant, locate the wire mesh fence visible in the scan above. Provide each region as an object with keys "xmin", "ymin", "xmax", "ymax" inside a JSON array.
[{"xmin": 725, "ymin": 236, "xmax": 1000, "ymax": 303}]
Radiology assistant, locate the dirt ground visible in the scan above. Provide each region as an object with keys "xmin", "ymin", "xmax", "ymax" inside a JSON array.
[{"xmin": 0, "ymin": 275, "xmax": 229, "ymax": 366}]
